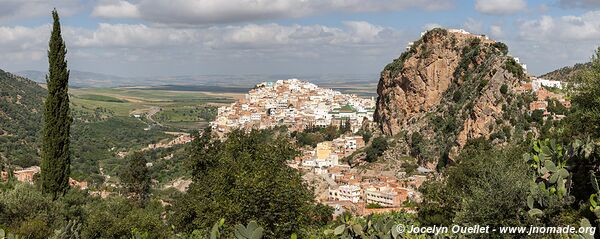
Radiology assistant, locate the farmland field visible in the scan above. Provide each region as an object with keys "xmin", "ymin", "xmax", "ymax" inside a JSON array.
[{"xmin": 70, "ymin": 87, "xmax": 239, "ymax": 131}]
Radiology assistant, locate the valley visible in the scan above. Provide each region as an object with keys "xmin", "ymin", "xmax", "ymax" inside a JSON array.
[{"xmin": 1, "ymin": 20, "xmax": 599, "ymax": 238}]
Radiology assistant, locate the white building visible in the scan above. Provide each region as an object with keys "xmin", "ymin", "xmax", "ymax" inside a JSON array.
[
  {"xmin": 329, "ymin": 185, "xmax": 362, "ymax": 203},
  {"xmin": 532, "ymin": 78, "xmax": 563, "ymax": 91}
]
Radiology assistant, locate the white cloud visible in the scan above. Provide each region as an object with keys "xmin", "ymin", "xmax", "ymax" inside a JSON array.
[
  {"xmin": 0, "ymin": 21, "xmax": 408, "ymax": 75},
  {"xmin": 423, "ymin": 23, "xmax": 443, "ymax": 31},
  {"xmin": 559, "ymin": 0, "xmax": 600, "ymax": 9},
  {"xmin": 519, "ymin": 11, "xmax": 600, "ymax": 42},
  {"xmin": 0, "ymin": 25, "xmax": 50, "ymax": 61},
  {"xmin": 71, "ymin": 24, "xmax": 197, "ymax": 48},
  {"xmin": 0, "ymin": 0, "xmax": 82, "ymax": 21},
  {"xmin": 464, "ymin": 18, "xmax": 483, "ymax": 33},
  {"xmin": 490, "ymin": 25, "xmax": 503, "ymax": 37},
  {"xmin": 92, "ymin": 0, "xmax": 141, "ymax": 18},
  {"xmin": 93, "ymin": 0, "xmax": 453, "ymax": 25},
  {"xmin": 474, "ymin": 0, "xmax": 527, "ymax": 15}
]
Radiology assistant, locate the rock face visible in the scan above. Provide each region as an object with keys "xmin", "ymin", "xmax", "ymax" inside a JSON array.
[{"xmin": 374, "ymin": 29, "xmax": 531, "ymax": 163}]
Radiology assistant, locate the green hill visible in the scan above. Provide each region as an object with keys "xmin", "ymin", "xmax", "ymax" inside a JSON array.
[
  {"xmin": 0, "ymin": 69, "xmax": 46, "ymax": 167},
  {"xmin": 540, "ymin": 62, "xmax": 591, "ymax": 81}
]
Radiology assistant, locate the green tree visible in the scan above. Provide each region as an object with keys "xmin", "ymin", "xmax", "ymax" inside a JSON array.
[
  {"xmin": 565, "ymin": 47, "xmax": 600, "ymax": 138},
  {"xmin": 41, "ymin": 9, "xmax": 72, "ymax": 199},
  {"xmin": 170, "ymin": 129, "xmax": 331, "ymax": 238},
  {"xmin": 500, "ymin": 84, "xmax": 509, "ymax": 94},
  {"xmin": 121, "ymin": 151, "xmax": 151, "ymax": 206},
  {"xmin": 365, "ymin": 136, "xmax": 388, "ymax": 163},
  {"xmin": 418, "ymin": 139, "xmax": 531, "ymax": 229}
]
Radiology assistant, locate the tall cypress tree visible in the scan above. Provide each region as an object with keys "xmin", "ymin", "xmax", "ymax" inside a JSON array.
[{"xmin": 41, "ymin": 9, "xmax": 72, "ymax": 198}]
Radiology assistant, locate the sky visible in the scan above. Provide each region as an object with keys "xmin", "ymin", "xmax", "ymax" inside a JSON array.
[{"xmin": 0, "ymin": 0, "xmax": 599, "ymax": 78}]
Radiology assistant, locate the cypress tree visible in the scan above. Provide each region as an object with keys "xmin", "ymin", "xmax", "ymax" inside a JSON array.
[{"xmin": 41, "ymin": 9, "xmax": 72, "ymax": 198}]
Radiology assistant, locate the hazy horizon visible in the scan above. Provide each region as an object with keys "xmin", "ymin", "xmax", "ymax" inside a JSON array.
[{"xmin": 1, "ymin": 0, "xmax": 600, "ymax": 78}]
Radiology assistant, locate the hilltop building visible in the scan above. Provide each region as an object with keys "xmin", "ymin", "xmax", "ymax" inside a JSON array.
[{"xmin": 211, "ymin": 79, "xmax": 375, "ymax": 135}]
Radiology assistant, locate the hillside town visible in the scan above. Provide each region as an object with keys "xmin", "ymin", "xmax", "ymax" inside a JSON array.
[
  {"xmin": 211, "ymin": 79, "xmax": 376, "ymax": 136},
  {"xmin": 517, "ymin": 77, "xmax": 571, "ymax": 120}
]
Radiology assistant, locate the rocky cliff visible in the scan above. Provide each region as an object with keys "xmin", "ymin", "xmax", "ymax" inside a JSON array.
[{"xmin": 374, "ymin": 29, "xmax": 533, "ymax": 164}]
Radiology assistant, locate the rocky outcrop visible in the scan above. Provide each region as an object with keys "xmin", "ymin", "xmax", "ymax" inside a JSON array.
[{"xmin": 374, "ymin": 29, "xmax": 531, "ymax": 163}]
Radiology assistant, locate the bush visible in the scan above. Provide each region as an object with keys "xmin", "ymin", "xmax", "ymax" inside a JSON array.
[
  {"xmin": 500, "ymin": 84, "xmax": 509, "ymax": 94},
  {"xmin": 493, "ymin": 42, "xmax": 509, "ymax": 55},
  {"xmin": 418, "ymin": 141, "xmax": 530, "ymax": 228},
  {"xmin": 170, "ymin": 129, "xmax": 331, "ymax": 238},
  {"xmin": 365, "ymin": 136, "xmax": 388, "ymax": 163}
]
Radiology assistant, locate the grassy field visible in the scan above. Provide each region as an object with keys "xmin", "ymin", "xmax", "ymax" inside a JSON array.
[{"xmin": 70, "ymin": 87, "xmax": 238, "ymax": 131}]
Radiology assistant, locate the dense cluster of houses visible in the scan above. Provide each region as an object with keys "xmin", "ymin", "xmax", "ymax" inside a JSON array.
[
  {"xmin": 211, "ymin": 79, "xmax": 375, "ymax": 135},
  {"xmin": 516, "ymin": 77, "xmax": 571, "ymax": 120},
  {"xmin": 286, "ymin": 133, "xmax": 429, "ymax": 216},
  {"xmin": 323, "ymin": 168, "xmax": 428, "ymax": 216},
  {"xmin": 291, "ymin": 135, "xmax": 366, "ymax": 173}
]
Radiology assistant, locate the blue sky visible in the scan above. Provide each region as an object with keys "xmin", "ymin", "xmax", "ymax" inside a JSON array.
[{"xmin": 0, "ymin": 0, "xmax": 599, "ymax": 78}]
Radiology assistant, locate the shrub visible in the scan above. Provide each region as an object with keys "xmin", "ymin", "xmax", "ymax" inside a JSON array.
[{"xmin": 500, "ymin": 84, "xmax": 509, "ymax": 94}]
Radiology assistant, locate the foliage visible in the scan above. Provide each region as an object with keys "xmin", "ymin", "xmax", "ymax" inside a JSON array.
[
  {"xmin": 357, "ymin": 130, "xmax": 372, "ymax": 144},
  {"xmin": 540, "ymin": 62, "xmax": 592, "ymax": 82},
  {"xmin": 500, "ymin": 84, "xmax": 509, "ymax": 94},
  {"xmin": 292, "ymin": 125, "xmax": 346, "ymax": 147},
  {"xmin": 493, "ymin": 42, "xmax": 509, "ymax": 55},
  {"xmin": 0, "ymin": 183, "xmax": 55, "ymax": 238},
  {"xmin": 521, "ymin": 138, "xmax": 600, "ymax": 230},
  {"xmin": 81, "ymin": 197, "xmax": 168, "ymax": 239},
  {"xmin": 503, "ymin": 58, "xmax": 525, "ymax": 80},
  {"xmin": 323, "ymin": 213, "xmax": 417, "ymax": 239},
  {"xmin": 50, "ymin": 220, "xmax": 81, "ymax": 239},
  {"xmin": 0, "ymin": 229, "xmax": 23, "ymax": 239},
  {"xmin": 546, "ymin": 98, "xmax": 567, "ymax": 115},
  {"xmin": 0, "ymin": 70, "xmax": 45, "ymax": 167},
  {"xmin": 365, "ymin": 136, "xmax": 388, "ymax": 163},
  {"xmin": 531, "ymin": 109, "xmax": 544, "ymax": 123},
  {"xmin": 120, "ymin": 151, "xmax": 151, "ymax": 206},
  {"xmin": 564, "ymin": 47, "xmax": 600, "ymax": 138},
  {"xmin": 170, "ymin": 129, "xmax": 332, "ymax": 238},
  {"xmin": 70, "ymin": 116, "xmax": 168, "ymax": 184},
  {"xmin": 41, "ymin": 10, "xmax": 72, "ymax": 199},
  {"xmin": 418, "ymin": 139, "xmax": 531, "ymax": 228},
  {"xmin": 366, "ymin": 203, "xmax": 384, "ymax": 209},
  {"xmin": 234, "ymin": 221, "xmax": 264, "ymax": 239}
]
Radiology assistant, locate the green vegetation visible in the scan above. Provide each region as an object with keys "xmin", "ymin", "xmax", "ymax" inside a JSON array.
[
  {"xmin": 365, "ymin": 203, "xmax": 384, "ymax": 209},
  {"xmin": 41, "ymin": 10, "xmax": 72, "ymax": 198},
  {"xmin": 154, "ymin": 106, "xmax": 217, "ymax": 130},
  {"xmin": 541, "ymin": 61, "xmax": 592, "ymax": 82},
  {"xmin": 120, "ymin": 151, "xmax": 150, "ymax": 206},
  {"xmin": 415, "ymin": 46, "xmax": 600, "ymax": 237},
  {"xmin": 418, "ymin": 139, "xmax": 530, "ymax": 228},
  {"xmin": 292, "ymin": 125, "xmax": 350, "ymax": 147},
  {"xmin": 503, "ymin": 57, "xmax": 525, "ymax": 80},
  {"xmin": 564, "ymin": 47, "xmax": 600, "ymax": 138},
  {"xmin": 492, "ymin": 42, "xmax": 509, "ymax": 55},
  {"xmin": 0, "ymin": 70, "xmax": 45, "ymax": 167},
  {"xmin": 77, "ymin": 94, "xmax": 126, "ymax": 103},
  {"xmin": 365, "ymin": 136, "xmax": 388, "ymax": 163},
  {"xmin": 170, "ymin": 129, "xmax": 333, "ymax": 238},
  {"xmin": 500, "ymin": 83, "xmax": 509, "ymax": 94},
  {"xmin": 70, "ymin": 116, "xmax": 169, "ymax": 184}
]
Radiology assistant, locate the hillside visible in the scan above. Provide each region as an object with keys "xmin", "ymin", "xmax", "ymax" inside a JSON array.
[
  {"xmin": 539, "ymin": 62, "xmax": 591, "ymax": 81},
  {"xmin": 0, "ymin": 69, "xmax": 46, "ymax": 167},
  {"xmin": 374, "ymin": 29, "xmax": 533, "ymax": 164}
]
